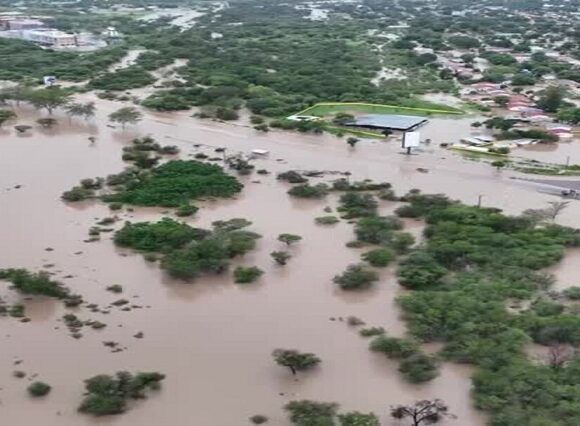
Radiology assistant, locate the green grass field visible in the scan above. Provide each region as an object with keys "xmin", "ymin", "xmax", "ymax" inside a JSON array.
[{"xmin": 294, "ymin": 101, "xmax": 464, "ymax": 118}]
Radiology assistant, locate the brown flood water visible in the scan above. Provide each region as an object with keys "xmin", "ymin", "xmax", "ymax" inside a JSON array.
[{"xmin": 3, "ymin": 99, "xmax": 580, "ymax": 425}]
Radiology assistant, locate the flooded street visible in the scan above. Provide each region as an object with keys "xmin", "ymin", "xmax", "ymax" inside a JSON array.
[{"xmin": 3, "ymin": 99, "xmax": 580, "ymax": 425}]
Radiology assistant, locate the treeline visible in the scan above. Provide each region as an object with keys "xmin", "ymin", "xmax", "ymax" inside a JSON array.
[{"xmin": 0, "ymin": 38, "xmax": 128, "ymax": 82}]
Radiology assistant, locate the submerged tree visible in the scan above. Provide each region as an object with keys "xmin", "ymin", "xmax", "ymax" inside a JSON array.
[
  {"xmin": 25, "ymin": 88, "xmax": 71, "ymax": 115},
  {"xmin": 109, "ymin": 107, "xmax": 142, "ymax": 129},
  {"xmin": 66, "ymin": 102, "xmax": 96, "ymax": 122},
  {"xmin": 547, "ymin": 201, "xmax": 569, "ymax": 221},
  {"xmin": 0, "ymin": 109, "xmax": 16, "ymax": 127},
  {"xmin": 271, "ymin": 251, "xmax": 292, "ymax": 265},
  {"xmin": 390, "ymin": 399, "xmax": 453, "ymax": 426},
  {"xmin": 273, "ymin": 349, "xmax": 320, "ymax": 375},
  {"xmin": 347, "ymin": 137, "xmax": 359, "ymax": 147},
  {"xmin": 278, "ymin": 233, "xmax": 302, "ymax": 246},
  {"xmin": 285, "ymin": 400, "xmax": 338, "ymax": 425}
]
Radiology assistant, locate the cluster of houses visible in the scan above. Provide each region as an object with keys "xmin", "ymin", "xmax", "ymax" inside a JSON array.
[
  {"xmin": 0, "ymin": 15, "xmax": 119, "ymax": 50},
  {"xmin": 0, "ymin": 15, "xmax": 78, "ymax": 48}
]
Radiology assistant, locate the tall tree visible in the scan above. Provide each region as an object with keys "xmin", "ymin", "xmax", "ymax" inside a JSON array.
[
  {"xmin": 537, "ymin": 86, "xmax": 566, "ymax": 113},
  {"xmin": 278, "ymin": 233, "xmax": 302, "ymax": 246},
  {"xmin": 25, "ymin": 88, "xmax": 71, "ymax": 115},
  {"xmin": 390, "ymin": 399, "xmax": 454, "ymax": 426},
  {"xmin": 66, "ymin": 102, "xmax": 96, "ymax": 122},
  {"xmin": 273, "ymin": 349, "xmax": 320, "ymax": 375},
  {"xmin": 108, "ymin": 107, "xmax": 142, "ymax": 129}
]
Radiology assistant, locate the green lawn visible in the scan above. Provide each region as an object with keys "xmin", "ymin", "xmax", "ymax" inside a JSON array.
[{"xmin": 295, "ymin": 101, "xmax": 463, "ymax": 118}]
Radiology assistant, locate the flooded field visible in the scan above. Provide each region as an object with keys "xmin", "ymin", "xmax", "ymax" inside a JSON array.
[{"xmin": 3, "ymin": 99, "xmax": 580, "ymax": 425}]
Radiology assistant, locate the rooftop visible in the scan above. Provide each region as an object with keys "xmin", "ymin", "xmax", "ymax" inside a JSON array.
[{"xmin": 346, "ymin": 114, "xmax": 428, "ymax": 131}]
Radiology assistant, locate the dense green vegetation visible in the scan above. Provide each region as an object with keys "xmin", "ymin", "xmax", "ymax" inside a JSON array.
[
  {"xmin": 103, "ymin": 160, "xmax": 243, "ymax": 207},
  {"xmin": 333, "ymin": 264, "xmax": 378, "ymax": 290},
  {"xmin": 114, "ymin": 218, "xmax": 260, "ymax": 280},
  {"xmin": 0, "ymin": 38, "xmax": 127, "ymax": 81},
  {"xmin": 393, "ymin": 191, "xmax": 580, "ymax": 424},
  {"xmin": 78, "ymin": 371, "xmax": 165, "ymax": 416},
  {"xmin": 89, "ymin": 67, "xmax": 155, "ymax": 91},
  {"xmin": 284, "ymin": 400, "xmax": 380, "ymax": 426},
  {"xmin": 0, "ymin": 268, "xmax": 70, "ymax": 299}
]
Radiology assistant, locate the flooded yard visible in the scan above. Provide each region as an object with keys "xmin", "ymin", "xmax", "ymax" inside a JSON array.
[{"xmin": 3, "ymin": 99, "xmax": 580, "ymax": 425}]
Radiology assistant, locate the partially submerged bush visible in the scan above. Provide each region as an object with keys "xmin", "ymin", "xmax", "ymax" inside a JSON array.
[
  {"xmin": 277, "ymin": 170, "xmax": 308, "ymax": 184},
  {"xmin": 271, "ymin": 251, "xmax": 292, "ymax": 265},
  {"xmin": 103, "ymin": 160, "xmax": 243, "ymax": 207},
  {"xmin": 398, "ymin": 352, "xmax": 440, "ymax": 383},
  {"xmin": 288, "ymin": 183, "xmax": 329, "ymax": 199},
  {"xmin": 114, "ymin": 218, "xmax": 261, "ymax": 280},
  {"xmin": 250, "ymin": 414, "xmax": 269, "ymax": 424},
  {"xmin": 234, "ymin": 266, "xmax": 263, "ymax": 283},
  {"xmin": 370, "ymin": 336, "xmax": 419, "ymax": 359},
  {"xmin": 78, "ymin": 371, "xmax": 165, "ymax": 416},
  {"xmin": 355, "ymin": 216, "xmax": 403, "ymax": 245},
  {"xmin": 28, "ymin": 381, "xmax": 51, "ymax": 397},
  {"xmin": 175, "ymin": 204, "xmax": 198, "ymax": 217},
  {"xmin": 62, "ymin": 186, "xmax": 94, "ymax": 202},
  {"xmin": 0, "ymin": 269, "xmax": 70, "ymax": 299},
  {"xmin": 333, "ymin": 264, "xmax": 379, "ymax": 290},
  {"xmin": 338, "ymin": 193, "xmax": 378, "ymax": 218},
  {"xmin": 359, "ymin": 327, "xmax": 385, "ymax": 337},
  {"xmin": 315, "ymin": 216, "xmax": 339, "ymax": 225},
  {"xmin": 362, "ymin": 248, "xmax": 396, "ymax": 267},
  {"xmin": 563, "ymin": 287, "xmax": 580, "ymax": 300}
]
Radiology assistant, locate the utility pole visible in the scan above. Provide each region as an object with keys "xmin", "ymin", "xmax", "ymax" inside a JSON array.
[{"xmin": 477, "ymin": 194, "xmax": 483, "ymax": 208}]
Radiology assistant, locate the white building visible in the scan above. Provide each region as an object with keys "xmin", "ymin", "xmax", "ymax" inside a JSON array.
[{"xmin": 23, "ymin": 29, "xmax": 77, "ymax": 48}]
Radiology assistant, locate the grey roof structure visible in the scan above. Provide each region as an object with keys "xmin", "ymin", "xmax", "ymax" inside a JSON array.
[{"xmin": 345, "ymin": 114, "xmax": 428, "ymax": 131}]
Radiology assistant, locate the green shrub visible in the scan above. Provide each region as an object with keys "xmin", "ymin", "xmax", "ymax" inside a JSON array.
[
  {"xmin": 391, "ymin": 232, "xmax": 416, "ymax": 254},
  {"xmin": 359, "ymin": 327, "xmax": 385, "ymax": 337},
  {"xmin": 284, "ymin": 400, "xmax": 338, "ymax": 425},
  {"xmin": 288, "ymin": 184, "xmax": 329, "ymax": 199},
  {"xmin": 277, "ymin": 170, "xmax": 308, "ymax": 184},
  {"xmin": 109, "ymin": 202, "xmax": 123, "ymax": 211},
  {"xmin": 362, "ymin": 248, "xmax": 396, "ymax": 267},
  {"xmin": 62, "ymin": 186, "xmax": 94, "ymax": 202},
  {"xmin": 397, "ymin": 252, "xmax": 447, "ymax": 289},
  {"xmin": 355, "ymin": 216, "xmax": 403, "ymax": 245},
  {"xmin": 250, "ymin": 414, "xmax": 269, "ymax": 424},
  {"xmin": 338, "ymin": 193, "xmax": 378, "ymax": 218},
  {"xmin": 563, "ymin": 287, "xmax": 580, "ymax": 300},
  {"xmin": 89, "ymin": 67, "xmax": 155, "ymax": 91},
  {"xmin": 0, "ymin": 269, "xmax": 70, "ymax": 298},
  {"xmin": 28, "ymin": 381, "xmax": 51, "ymax": 397},
  {"xmin": 234, "ymin": 266, "xmax": 263, "ymax": 283},
  {"xmin": 271, "ymin": 251, "xmax": 291, "ymax": 265},
  {"xmin": 315, "ymin": 216, "xmax": 339, "ymax": 225},
  {"xmin": 398, "ymin": 353, "xmax": 439, "ymax": 383},
  {"xmin": 369, "ymin": 335, "xmax": 419, "ymax": 359},
  {"xmin": 175, "ymin": 204, "xmax": 199, "ymax": 217},
  {"xmin": 333, "ymin": 264, "xmax": 379, "ymax": 290},
  {"xmin": 114, "ymin": 218, "xmax": 208, "ymax": 252},
  {"xmin": 338, "ymin": 412, "xmax": 380, "ymax": 426},
  {"xmin": 78, "ymin": 371, "xmax": 165, "ymax": 416}
]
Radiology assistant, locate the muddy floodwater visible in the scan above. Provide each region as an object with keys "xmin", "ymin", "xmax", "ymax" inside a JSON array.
[{"xmin": 4, "ymin": 100, "xmax": 580, "ymax": 425}]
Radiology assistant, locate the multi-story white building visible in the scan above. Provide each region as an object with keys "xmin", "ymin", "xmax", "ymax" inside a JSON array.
[{"xmin": 23, "ymin": 29, "xmax": 77, "ymax": 47}]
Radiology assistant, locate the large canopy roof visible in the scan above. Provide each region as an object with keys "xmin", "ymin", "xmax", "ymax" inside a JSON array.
[{"xmin": 346, "ymin": 114, "xmax": 428, "ymax": 131}]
